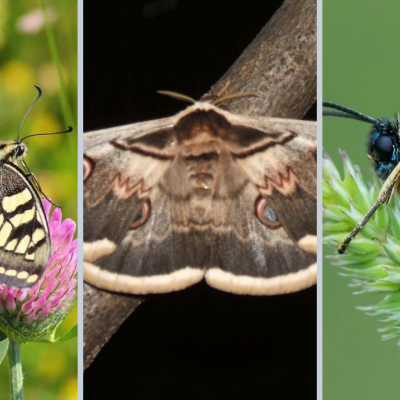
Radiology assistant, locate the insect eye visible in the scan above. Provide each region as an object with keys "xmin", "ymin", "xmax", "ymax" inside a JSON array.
[
  {"xmin": 375, "ymin": 136, "xmax": 393, "ymax": 160},
  {"xmin": 15, "ymin": 145, "xmax": 25, "ymax": 158}
]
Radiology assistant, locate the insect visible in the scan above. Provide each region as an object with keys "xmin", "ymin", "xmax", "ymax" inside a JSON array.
[
  {"xmin": 323, "ymin": 101, "xmax": 400, "ymax": 253},
  {"xmin": 83, "ymin": 98, "xmax": 316, "ymax": 295},
  {"xmin": 0, "ymin": 85, "xmax": 72, "ymax": 288}
]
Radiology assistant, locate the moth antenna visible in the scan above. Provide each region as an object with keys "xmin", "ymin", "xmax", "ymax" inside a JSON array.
[
  {"xmin": 21, "ymin": 126, "xmax": 73, "ymax": 143},
  {"xmin": 157, "ymin": 91, "xmax": 196, "ymax": 104},
  {"xmin": 212, "ymin": 91, "xmax": 258, "ymax": 105},
  {"xmin": 17, "ymin": 85, "xmax": 43, "ymax": 141},
  {"xmin": 323, "ymin": 102, "xmax": 377, "ymax": 124}
]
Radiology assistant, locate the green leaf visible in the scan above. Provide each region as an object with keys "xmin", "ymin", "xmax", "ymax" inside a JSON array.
[
  {"xmin": 0, "ymin": 331, "xmax": 9, "ymax": 365},
  {"xmin": 54, "ymin": 324, "xmax": 78, "ymax": 342},
  {"xmin": 33, "ymin": 324, "xmax": 78, "ymax": 343}
]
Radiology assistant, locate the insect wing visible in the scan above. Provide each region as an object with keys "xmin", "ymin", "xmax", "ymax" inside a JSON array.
[
  {"xmin": 0, "ymin": 162, "xmax": 50, "ymax": 287},
  {"xmin": 84, "ymin": 103, "xmax": 317, "ymax": 295}
]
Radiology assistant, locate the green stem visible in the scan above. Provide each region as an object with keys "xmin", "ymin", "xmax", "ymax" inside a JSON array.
[
  {"xmin": 39, "ymin": 0, "xmax": 75, "ymax": 129},
  {"xmin": 8, "ymin": 341, "xmax": 23, "ymax": 400}
]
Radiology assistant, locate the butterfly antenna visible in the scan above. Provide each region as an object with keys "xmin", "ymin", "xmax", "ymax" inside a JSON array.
[
  {"xmin": 17, "ymin": 85, "xmax": 43, "ymax": 141},
  {"xmin": 21, "ymin": 126, "xmax": 73, "ymax": 143}
]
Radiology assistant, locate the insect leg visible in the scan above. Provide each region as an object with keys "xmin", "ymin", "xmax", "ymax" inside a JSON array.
[
  {"xmin": 338, "ymin": 162, "xmax": 400, "ymax": 253},
  {"xmin": 19, "ymin": 159, "xmax": 60, "ymax": 207}
]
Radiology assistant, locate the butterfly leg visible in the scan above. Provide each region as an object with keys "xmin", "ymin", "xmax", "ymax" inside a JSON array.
[
  {"xmin": 19, "ymin": 159, "xmax": 60, "ymax": 207},
  {"xmin": 338, "ymin": 162, "xmax": 400, "ymax": 253}
]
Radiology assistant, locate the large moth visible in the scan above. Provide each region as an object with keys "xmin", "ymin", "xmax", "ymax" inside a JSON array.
[
  {"xmin": 323, "ymin": 102, "xmax": 400, "ymax": 253},
  {"xmin": 83, "ymin": 100, "xmax": 317, "ymax": 295}
]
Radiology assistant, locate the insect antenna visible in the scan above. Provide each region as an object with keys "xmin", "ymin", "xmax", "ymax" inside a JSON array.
[
  {"xmin": 157, "ymin": 90, "xmax": 258, "ymax": 106},
  {"xmin": 19, "ymin": 85, "xmax": 73, "ymax": 142},
  {"xmin": 323, "ymin": 102, "xmax": 377, "ymax": 124},
  {"xmin": 157, "ymin": 90, "xmax": 196, "ymax": 104},
  {"xmin": 17, "ymin": 85, "xmax": 43, "ymax": 142},
  {"xmin": 20, "ymin": 126, "xmax": 73, "ymax": 143},
  {"xmin": 16, "ymin": 85, "xmax": 74, "ymax": 208},
  {"xmin": 212, "ymin": 91, "xmax": 258, "ymax": 105}
]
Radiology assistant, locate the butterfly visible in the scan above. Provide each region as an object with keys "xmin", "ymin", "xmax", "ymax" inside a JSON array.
[
  {"xmin": 83, "ymin": 98, "xmax": 317, "ymax": 295},
  {"xmin": 323, "ymin": 101, "xmax": 400, "ymax": 253},
  {"xmin": 0, "ymin": 85, "xmax": 72, "ymax": 288}
]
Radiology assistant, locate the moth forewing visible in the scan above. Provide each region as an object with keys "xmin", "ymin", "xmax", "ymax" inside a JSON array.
[{"xmin": 83, "ymin": 102, "xmax": 317, "ymax": 295}]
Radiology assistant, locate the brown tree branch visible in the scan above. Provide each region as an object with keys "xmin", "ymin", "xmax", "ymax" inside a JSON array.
[
  {"xmin": 84, "ymin": 0, "xmax": 316, "ymax": 370},
  {"xmin": 207, "ymin": 0, "xmax": 316, "ymax": 117}
]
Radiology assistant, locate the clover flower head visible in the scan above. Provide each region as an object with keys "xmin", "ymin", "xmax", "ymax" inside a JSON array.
[{"xmin": 0, "ymin": 199, "xmax": 77, "ymax": 342}]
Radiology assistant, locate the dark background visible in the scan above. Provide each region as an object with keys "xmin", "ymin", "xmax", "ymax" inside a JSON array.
[{"xmin": 84, "ymin": 1, "xmax": 316, "ymax": 399}]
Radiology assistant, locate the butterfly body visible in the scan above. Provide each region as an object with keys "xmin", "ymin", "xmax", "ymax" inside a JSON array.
[{"xmin": 84, "ymin": 102, "xmax": 317, "ymax": 295}]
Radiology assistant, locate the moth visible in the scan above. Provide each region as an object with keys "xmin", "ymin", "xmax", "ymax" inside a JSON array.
[
  {"xmin": 0, "ymin": 85, "xmax": 72, "ymax": 288},
  {"xmin": 323, "ymin": 101, "xmax": 400, "ymax": 253},
  {"xmin": 83, "ymin": 99, "xmax": 317, "ymax": 295}
]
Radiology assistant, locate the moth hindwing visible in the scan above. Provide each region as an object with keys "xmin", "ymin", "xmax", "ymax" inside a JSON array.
[
  {"xmin": 323, "ymin": 102, "xmax": 400, "ymax": 253},
  {"xmin": 83, "ymin": 102, "xmax": 317, "ymax": 295}
]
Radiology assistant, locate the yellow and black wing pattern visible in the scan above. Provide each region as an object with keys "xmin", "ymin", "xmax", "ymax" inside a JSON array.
[{"xmin": 0, "ymin": 161, "xmax": 50, "ymax": 288}]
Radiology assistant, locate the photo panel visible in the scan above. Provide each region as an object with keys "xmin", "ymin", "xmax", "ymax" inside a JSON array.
[
  {"xmin": 323, "ymin": 0, "xmax": 400, "ymax": 398},
  {"xmin": 0, "ymin": 1, "xmax": 77, "ymax": 399},
  {"xmin": 83, "ymin": 1, "xmax": 316, "ymax": 399}
]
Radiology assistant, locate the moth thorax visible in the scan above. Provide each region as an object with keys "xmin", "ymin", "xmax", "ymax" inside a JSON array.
[
  {"xmin": 185, "ymin": 151, "xmax": 218, "ymax": 197},
  {"xmin": 0, "ymin": 141, "xmax": 27, "ymax": 162}
]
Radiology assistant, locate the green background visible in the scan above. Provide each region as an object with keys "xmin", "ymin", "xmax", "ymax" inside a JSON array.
[
  {"xmin": 0, "ymin": 1, "xmax": 77, "ymax": 399},
  {"xmin": 323, "ymin": 0, "xmax": 400, "ymax": 399}
]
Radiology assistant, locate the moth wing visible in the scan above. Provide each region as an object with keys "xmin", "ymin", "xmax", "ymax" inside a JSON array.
[
  {"xmin": 0, "ymin": 162, "xmax": 50, "ymax": 288},
  {"xmin": 204, "ymin": 192, "xmax": 317, "ymax": 295},
  {"xmin": 84, "ymin": 118, "xmax": 206, "ymax": 293},
  {"xmin": 84, "ymin": 106, "xmax": 317, "ymax": 295},
  {"xmin": 227, "ymin": 113, "xmax": 317, "ymax": 247},
  {"xmin": 200, "ymin": 140, "xmax": 315, "ymax": 295},
  {"xmin": 201, "ymin": 112, "xmax": 316, "ymax": 294}
]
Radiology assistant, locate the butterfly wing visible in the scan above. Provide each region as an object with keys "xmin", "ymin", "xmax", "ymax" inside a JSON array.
[{"xmin": 0, "ymin": 162, "xmax": 50, "ymax": 287}]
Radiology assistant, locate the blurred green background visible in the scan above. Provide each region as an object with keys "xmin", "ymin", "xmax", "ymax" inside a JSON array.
[
  {"xmin": 323, "ymin": 0, "xmax": 400, "ymax": 399},
  {"xmin": 0, "ymin": 1, "xmax": 77, "ymax": 399}
]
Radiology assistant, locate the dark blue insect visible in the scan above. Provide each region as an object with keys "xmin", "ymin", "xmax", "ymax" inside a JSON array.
[
  {"xmin": 323, "ymin": 101, "xmax": 400, "ymax": 180},
  {"xmin": 323, "ymin": 101, "xmax": 400, "ymax": 253}
]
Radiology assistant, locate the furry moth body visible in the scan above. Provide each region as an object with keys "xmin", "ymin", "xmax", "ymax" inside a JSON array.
[{"xmin": 83, "ymin": 102, "xmax": 317, "ymax": 295}]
